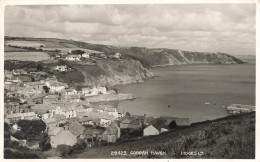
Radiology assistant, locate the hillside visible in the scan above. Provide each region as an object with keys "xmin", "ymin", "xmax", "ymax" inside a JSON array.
[
  {"xmin": 4, "ymin": 36, "xmax": 244, "ymax": 87},
  {"xmin": 72, "ymin": 112, "xmax": 255, "ymax": 159}
]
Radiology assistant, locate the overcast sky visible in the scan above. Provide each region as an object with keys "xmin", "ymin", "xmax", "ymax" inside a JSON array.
[{"xmin": 5, "ymin": 4, "xmax": 256, "ymax": 55}]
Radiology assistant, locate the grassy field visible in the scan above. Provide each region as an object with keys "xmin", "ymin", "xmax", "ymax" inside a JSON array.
[
  {"xmin": 5, "ymin": 52, "xmax": 50, "ymax": 61},
  {"xmin": 72, "ymin": 112, "xmax": 255, "ymax": 159},
  {"xmin": 4, "ymin": 46, "xmax": 30, "ymax": 52}
]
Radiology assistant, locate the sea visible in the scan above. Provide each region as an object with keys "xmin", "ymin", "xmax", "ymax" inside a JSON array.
[{"xmin": 113, "ymin": 59, "xmax": 255, "ymax": 123}]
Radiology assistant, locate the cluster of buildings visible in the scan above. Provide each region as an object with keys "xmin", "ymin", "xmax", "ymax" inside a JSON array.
[
  {"xmin": 227, "ymin": 104, "xmax": 256, "ymax": 114},
  {"xmin": 4, "ymin": 66, "xmax": 191, "ymax": 151},
  {"xmin": 51, "ymin": 49, "xmax": 121, "ymax": 61}
]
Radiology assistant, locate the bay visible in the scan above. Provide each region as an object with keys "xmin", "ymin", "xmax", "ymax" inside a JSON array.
[{"xmin": 114, "ymin": 63, "xmax": 255, "ymax": 123}]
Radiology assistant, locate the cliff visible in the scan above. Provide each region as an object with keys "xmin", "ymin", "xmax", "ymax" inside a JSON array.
[
  {"xmin": 4, "ymin": 37, "xmax": 244, "ymax": 87},
  {"xmin": 71, "ymin": 59, "xmax": 153, "ymax": 87}
]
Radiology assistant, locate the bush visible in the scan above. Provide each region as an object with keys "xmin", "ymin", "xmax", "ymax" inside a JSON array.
[
  {"xmin": 72, "ymin": 139, "xmax": 86, "ymax": 152},
  {"xmin": 39, "ymin": 132, "xmax": 51, "ymax": 152},
  {"xmin": 4, "ymin": 149, "xmax": 39, "ymax": 159},
  {"xmin": 17, "ymin": 120, "xmax": 46, "ymax": 140},
  {"xmin": 56, "ymin": 144, "xmax": 73, "ymax": 157}
]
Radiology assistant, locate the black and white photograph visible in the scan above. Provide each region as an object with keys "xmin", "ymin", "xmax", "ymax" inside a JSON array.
[{"xmin": 2, "ymin": 0, "xmax": 257, "ymax": 160}]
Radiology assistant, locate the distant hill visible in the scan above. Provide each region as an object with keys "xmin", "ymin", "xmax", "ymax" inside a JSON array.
[{"xmin": 4, "ymin": 36, "xmax": 244, "ymax": 87}]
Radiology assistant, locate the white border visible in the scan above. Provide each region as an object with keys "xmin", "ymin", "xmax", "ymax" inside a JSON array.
[{"xmin": 0, "ymin": 0, "xmax": 258, "ymax": 162}]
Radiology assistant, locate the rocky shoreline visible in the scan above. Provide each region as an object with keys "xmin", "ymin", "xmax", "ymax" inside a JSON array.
[{"xmin": 83, "ymin": 93, "xmax": 136, "ymax": 103}]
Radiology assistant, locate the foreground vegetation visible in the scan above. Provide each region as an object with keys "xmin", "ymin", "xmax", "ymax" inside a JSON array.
[{"xmin": 75, "ymin": 113, "xmax": 255, "ymax": 159}]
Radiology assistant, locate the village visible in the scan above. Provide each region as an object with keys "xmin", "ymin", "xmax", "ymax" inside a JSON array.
[{"xmin": 4, "ymin": 48, "xmax": 191, "ymax": 156}]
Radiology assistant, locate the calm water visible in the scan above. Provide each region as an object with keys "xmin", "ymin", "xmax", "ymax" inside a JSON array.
[{"xmin": 114, "ymin": 63, "xmax": 255, "ymax": 123}]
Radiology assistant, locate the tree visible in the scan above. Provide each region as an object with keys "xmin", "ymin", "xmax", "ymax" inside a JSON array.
[
  {"xmin": 169, "ymin": 120, "xmax": 177, "ymax": 129},
  {"xmin": 37, "ymin": 64, "xmax": 43, "ymax": 71},
  {"xmin": 56, "ymin": 144, "xmax": 73, "ymax": 157},
  {"xmin": 17, "ymin": 120, "xmax": 46, "ymax": 140},
  {"xmin": 43, "ymin": 86, "xmax": 50, "ymax": 93},
  {"xmin": 71, "ymin": 50, "xmax": 85, "ymax": 55},
  {"xmin": 39, "ymin": 132, "xmax": 51, "ymax": 152}
]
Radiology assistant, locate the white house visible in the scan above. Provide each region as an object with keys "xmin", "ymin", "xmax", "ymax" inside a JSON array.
[
  {"xmin": 143, "ymin": 125, "xmax": 160, "ymax": 136},
  {"xmin": 161, "ymin": 128, "xmax": 168, "ymax": 133},
  {"xmin": 65, "ymin": 89, "xmax": 77, "ymax": 96},
  {"xmin": 97, "ymin": 86, "xmax": 107, "ymax": 94},
  {"xmin": 59, "ymin": 104, "xmax": 77, "ymax": 119},
  {"xmin": 114, "ymin": 53, "xmax": 121, "ymax": 59},
  {"xmin": 48, "ymin": 82, "xmax": 66, "ymax": 93},
  {"xmin": 55, "ymin": 65, "xmax": 67, "ymax": 72},
  {"xmin": 82, "ymin": 53, "xmax": 90, "ymax": 58},
  {"xmin": 82, "ymin": 87, "xmax": 107, "ymax": 96},
  {"xmin": 66, "ymin": 55, "xmax": 81, "ymax": 61}
]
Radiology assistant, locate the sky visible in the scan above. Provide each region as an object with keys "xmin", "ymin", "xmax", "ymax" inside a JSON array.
[{"xmin": 4, "ymin": 4, "xmax": 256, "ymax": 55}]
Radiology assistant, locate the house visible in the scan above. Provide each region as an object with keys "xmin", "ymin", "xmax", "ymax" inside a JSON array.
[
  {"xmin": 4, "ymin": 102, "xmax": 19, "ymax": 115},
  {"xmin": 48, "ymin": 127, "xmax": 63, "ymax": 140},
  {"xmin": 50, "ymin": 130, "xmax": 77, "ymax": 148},
  {"xmin": 82, "ymin": 53, "xmax": 90, "ymax": 58},
  {"xmin": 43, "ymin": 95, "xmax": 59, "ymax": 104},
  {"xmin": 66, "ymin": 55, "xmax": 81, "ymax": 61},
  {"xmin": 82, "ymin": 87, "xmax": 107, "ymax": 96},
  {"xmin": 55, "ymin": 54, "xmax": 61, "ymax": 58},
  {"xmin": 4, "ymin": 82, "xmax": 18, "ymax": 92},
  {"xmin": 5, "ymin": 113, "xmax": 23, "ymax": 123},
  {"xmin": 13, "ymin": 69, "xmax": 27, "ymax": 75},
  {"xmin": 5, "ymin": 71, "xmax": 13, "ymax": 80},
  {"xmin": 69, "ymin": 121, "xmax": 85, "ymax": 138},
  {"xmin": 83, "ymin": 128, "xmax": 104, "ymax": 141},
  {"xmin": 99, "ymin": 112, "xmax": 114, "ymax": 127},
  {"xmin": 65, "ymin": 89, "xmax": 77, "ymax": 96},
  {"xmin": 21, "ymin": 112, "xmax": 36, "ymax": 120},
  {"xmin": 32, "ymin": 104, "xmax": 58, "ymax": 119},
  {"xmin": 132, "ymin": 114, "xmax": 147, "ymax": 127},
  {"xmin": 98, "ymin": 105, "xmax": 119, "ymax": 118},
  {"xmin": 102, "ymin": 124, "xmax": 120, "ymax": 143},
  {"xmin": 143, "ymin": 125, "xmax": 160, "ymax": 136},
  {"xmin": 34, "ymin": 108, "xmax": 50, "ymax": 119},
  {"xmin": 48, "ymin": 82, "xmax": 66, "ymax": 93},
  {"xmin": 161, "ymin": 128, "xmax": 168, "ymax": 133},
  {"xmin": 78, "ymin": 116, "xmax": 93, "ymax": 125},
  {"xmin": 59, "ymin": 103, "xmax": 77, "ymax": 119},
  {"xmin": 82, "ymin": 87, "xmax": 93, "ymax": 96},
  {"xmin": 17, "ymin": 75, "xmax": 34, "ymax": 82},
  {"xmin": 29, "ymin": 94, "xmax": 44, "ymax": 104},
  {"xmin": 53, "ymin": 114, "xmax": 66, "ymax": 126},
  {"xmin": 55, "ymin": 65, "xmax": 67, "ymax": 72},
  {"xmin": 66, "ymin": 95, "xmax": 80, "ymax": 103},
  {"xmin": 25, "ymin": 82, "xmax": 45, "ymax": 93},
  {"xmin": 44, "ymin": 118, "xmax": 58, "ymax": 127},
  {"xmin": 119, "ymin": 114, "xmax": 142, "ymax": 129},
  {"xmin": 97, "ymin": 87, "xmax": 107, "ymax": 94},
  {"xmin": 113, "ymin": 53, "xmax": 121, "ymax": 59}
]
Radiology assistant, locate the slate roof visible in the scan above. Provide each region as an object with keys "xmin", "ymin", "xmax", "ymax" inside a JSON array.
[
  {"xmin": 98, "ymin": 105, "xmax": 117, "ymax": 112},
  {"xmin": 69, "ymin": 121, "xmax": 85, "ymax": 137},
  {"xmin": 65, "ymin": 89, "xmax": 76, "ymax": 92},
  {"xmin": 53, "ymin": 114, "xmax": 66, "ymax": 121},
  {"xmin": 48, "ymin": 127, "xmax": 64, "ymax": 136},
  {"xmin": 6, "ymin": 113, "xmax": 23, "ymax": 119},
  {"xmin": 103, "ymin": 124, "xmax": 119, "ymax": 135},
  {"xmin": 119, "ymin": 115, "xmax": 140, "ymax": 125},
  {"xmin": 5, "ymin": 102, "xmax": 19, "ymax": 106},
  {"xmin": 23, "ymin": 112, "xmax": 35, "ymax": 117},
  {"xmin": 44, "ymin": 118, "xmax": 56, "ymax": 124},
  {"xmin": 78, "ymin": 116, "xmax": 92, "ymax": 123},
  {"xmin": 67, "ymin": 95, "xmax": 80, "ymax": 99}
]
